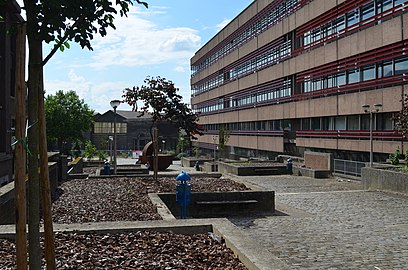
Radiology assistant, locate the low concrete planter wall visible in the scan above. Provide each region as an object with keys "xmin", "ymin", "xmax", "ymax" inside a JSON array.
[
  {"xmin": 218, "ymin": 161, "xmax": 288, "ymax": 176},
  {"xmin": 181, "ymin": 157, "xmax": 213, "ymax": 167},
  {"xmin": 293, "ymin": 167, "xmax": 331, "ymax": 179},
  {"xmin": 0, "ymin": 161, "xmax": 59, "ymax": 225},
  {"xmin": 203, "ymin": 162, "xmax": 217, "ymax": 172},
  {"xmin": 362, "ymin": 167, "xmax": 408, "ymax": 194},
  {"xmin": 158, "ymin": 191, "xmax": 275, "ymax": 218}
]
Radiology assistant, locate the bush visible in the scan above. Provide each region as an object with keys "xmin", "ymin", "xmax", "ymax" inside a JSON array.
[
  {"xmin": 97, "ymin": 150, "xmax": 108, "ymax": 161},
  {"xmin": 84, "ymin": 141, "xmax": 97, "ymax": 160},
  {"xmin": 389, "ymin": 148, "xmax": 401, "ymax": 165}
]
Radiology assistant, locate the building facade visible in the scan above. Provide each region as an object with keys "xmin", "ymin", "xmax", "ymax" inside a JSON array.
[
  {"xmin": 191, "ymin": 0, "xmax": 408, "ymax": 162},
  {"xmin": 0, "ymin": 1, "xmax": 23, "ymax": 185},
  {"xmin": 91, "ymin": 110, "xmax": 179, "ymax": 153}
]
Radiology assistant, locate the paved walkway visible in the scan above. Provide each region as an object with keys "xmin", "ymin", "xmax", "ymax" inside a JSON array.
[
  {"xmin": 229, "ymin": 175, "xmax": 408, "ymax": 270},
  {"xmin": 117, "ymin": 158, "xmax": 408, "ymax": 269}
]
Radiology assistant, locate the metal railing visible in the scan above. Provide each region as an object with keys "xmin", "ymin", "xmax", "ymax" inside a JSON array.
[{"xmin": 333, "ymin": 159, "xmax": 366, "ymax": 177}]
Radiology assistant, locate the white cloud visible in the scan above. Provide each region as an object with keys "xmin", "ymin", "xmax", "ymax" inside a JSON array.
[
  {"xmin": 173, "ymin": 66, "xmax": 186, "ymax": 73},
  {"xmin": 216, "ymin": 19, "xmax": 232, "ymax": 32},
  {"xmin": 44, "ymin": 69, "xmax": 133, "ymax": 113},
  {"xmin": 88, "ymin": 5, "xmax": 201, "ymax": 69}
]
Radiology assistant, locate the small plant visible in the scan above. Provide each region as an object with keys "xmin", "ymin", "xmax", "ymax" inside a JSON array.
[
  {"xmin": 97, "ymin": 150, "xmax": 108, "ymax": 161},
  {"xmin": 84, "ymin": 141, "xmax": 97, "ymax": 160},
  {"xmin": 193, "ymin": 146, "xmax": 201, "ymax": 158},
  {"xmin": 71, "ymin": 140, "xmax": 82, "ymax": 158},
  {"xmin": 389, "ymin": 148, "xmax": 401, "ymax": 165}
]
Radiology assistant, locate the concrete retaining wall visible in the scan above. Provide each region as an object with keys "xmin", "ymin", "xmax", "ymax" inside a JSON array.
[
  {"xmin": 293, "ymin": 167, "xmax": 331, "ymax": 179},
  {"xmin": 304, "ymin": 151, "xmax": 333, "ymax": 171},
  {"xmin": 158, "ymin": 190, "xmax": 275, "ymax": 218},
  {"xmin": 362, "ymin": 167, "xmax": 408, "ymax": 194},
  {"xmin": 0, "ymin": 156, "xmax": 61, "ymax": 225},
  {"xmin": 181, "ymin": 157, "xmax": 213, "ymax": 167},
  {"xmin": 217, "ymin": 161, "xmax": 288, "ymax": 176}
]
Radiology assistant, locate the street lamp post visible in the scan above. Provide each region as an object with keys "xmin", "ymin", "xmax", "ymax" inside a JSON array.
[
  {"xmin": 110, "ymin": 100, "xmax": 121, "ymax": 174},
  {"xmin": 162, "ymin": 140, "xmax": 166, "ymax": 152},
  {"xmin": 213, "ymin": 135, "xmax": 217, "ymax": 161},
  {"xmin": 108, "ymin": 136, "xmax": 113, "ymax": 163},
  {"xmin": 362, "ymin": 103, "xmax": 382, "ymax": 167}
]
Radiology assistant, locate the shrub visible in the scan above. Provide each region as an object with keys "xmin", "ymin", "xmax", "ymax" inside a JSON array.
[
  {"xmin": 389, "ymin": 148, "xmax": 401, "ymax": 165},
  {"xmin": 97, "ymin": 150, "xmax": 108, "ymax": 161}
]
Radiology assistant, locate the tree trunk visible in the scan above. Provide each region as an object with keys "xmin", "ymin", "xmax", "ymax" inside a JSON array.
[
  {"xmin": 14, "ymin": 23, "xmax": 27, "ymax": 270},
  {"xmin": 24, "ymin": 1, "xmax": 43, "ymax": 268}
]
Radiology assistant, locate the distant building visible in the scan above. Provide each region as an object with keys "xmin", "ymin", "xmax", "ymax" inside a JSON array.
[
  {"xmin": 91, "ymin": 110, "xmax": 178, "ymax": 153},
  {"xmin": 191, "ymin": 0, "xmax": 408, "ymax": 162},
  {"xmin": 0, "ymin": 0, "xmax": 23, "ymax": 185}
]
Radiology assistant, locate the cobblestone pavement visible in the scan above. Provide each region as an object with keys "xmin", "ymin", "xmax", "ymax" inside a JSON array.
[{"xmin": 229, "ymin": 175, "xmax": 408, "ymax": 269}]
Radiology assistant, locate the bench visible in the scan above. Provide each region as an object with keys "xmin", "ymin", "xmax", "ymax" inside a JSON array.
[
  {"xmin": 253, "ymin": 168, "xmax": 279, "ymax": 172},
  {"xmin": 196, "ymin": 200, "xmax": 258, "ymax": 205}
]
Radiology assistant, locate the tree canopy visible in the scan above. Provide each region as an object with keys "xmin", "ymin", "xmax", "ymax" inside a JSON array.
[
  {"xmin": 123, "ymin": 76, "xmax": 203, "ymax": 140},
  {"xmin": 45, "ymin": 90, "xmax": 94, "ymax": 152}
]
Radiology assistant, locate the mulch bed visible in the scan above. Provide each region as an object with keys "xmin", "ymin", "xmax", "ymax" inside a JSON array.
[
  {"xmin": 52, "ymin": 176, "xmax": 249, "ymax": 224},
  {"xmin": 0, "ymin": 231, "xmax": 247, "ymax": 269},
  {"xmin": 0, "ymin": 176, "xmax": 250, "ymax": 269}
]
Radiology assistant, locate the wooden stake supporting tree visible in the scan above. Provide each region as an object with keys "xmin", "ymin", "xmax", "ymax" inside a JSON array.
[{"xmin": 38, "ymin": 71, "xmax": 56, "ymax": 269}]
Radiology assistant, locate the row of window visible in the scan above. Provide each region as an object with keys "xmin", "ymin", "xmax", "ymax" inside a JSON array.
[
  {"xmin": 93, "ymin": 122, "xmax": 127, "ymax": 134},
  {"xmin": 192, "ymin": 40, "xmax": 291, "ymax": 96},
  {"xmin": 302, "ymin": 0, "xmax": 407, "ymax": 48},
  {"xmin": 204, "ymin": 113, "xmax": 393, "ymax": 135},
  {"xmin": 192, "ymin": 0, "xmax": 408, "ymax": 98},
  {"xmin": 301, "ymin": 56, "xmax": 408, "ymax": 93},
  {"xmin": 194, "ymin": 79, "xmax": 292, "ymax": 114},
  {"xmin": 300, "ymin": 114, "xmax": 393, "ymax": 131},
  {"xmin": 205, "ymin": 120, "xmax": 292, "ymax": 133},
  {"xmin": 191, "ymin": 0, "xmax": 302, "ymax": 77},
  {"xmin": 194, "ymin": 54, "xmax": 408, "ymax": 116}
]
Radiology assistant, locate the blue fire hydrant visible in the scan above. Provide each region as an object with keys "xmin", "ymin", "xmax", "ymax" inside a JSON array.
[
  {"xmin": 104, "ymin": 160, "xmax": 111, "ymax": 175},
  {"xmin": 287, "ymin": 158, "xmax": 293, "ymax": 174},
  {"xmin": 176, "ymin": 171, "xmax": 191, "ymax": 219}
]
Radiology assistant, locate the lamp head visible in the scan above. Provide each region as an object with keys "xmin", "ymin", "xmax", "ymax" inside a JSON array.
[
  {"xmin": 362, "ymin": 104, "xmax": 370, "ymax": 113},
  {"xmin": 110, "ymin": 100, "xmax": 121, "ymax": 109},
  {"xmin": 374, "ymin": 103, "xmax": 382, "ymax": 112}
]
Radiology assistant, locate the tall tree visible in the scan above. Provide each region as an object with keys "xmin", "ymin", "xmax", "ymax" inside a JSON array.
[
  {"xmin": 45, "ymin": 90, "xmax": 94, "ymax": 153},
  {"xmin": 20, "ymin": 0, "xmax": 148, "ymax": 268},
  {"xmin": 123, "ymin": 76, "xmax": 203, "ymax": 141}
]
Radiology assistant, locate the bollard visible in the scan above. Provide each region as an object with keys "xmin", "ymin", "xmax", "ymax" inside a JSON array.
[
  {"xmin": 104, "ymin": 160, "xmax": 111, "ymax": 175},
  {"xmin": 176, "ymin": 171, "xmax": 191, "ymax": 219},
  {"xmin": 287, "ymin": 158, "xmax": 293, "ymax": 174}
]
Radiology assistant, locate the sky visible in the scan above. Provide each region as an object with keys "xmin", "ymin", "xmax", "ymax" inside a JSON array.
[{"xmin": 18, "ymin": 0, "xmax": 253, "ymax": 113}]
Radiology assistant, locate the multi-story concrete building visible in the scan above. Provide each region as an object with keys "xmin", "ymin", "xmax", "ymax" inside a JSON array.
[
  {"xmin": 191, "ymin": 0, "xmax": 408, "ymax": 162},
  {"xmin": 0, "ymin": 1, "xmax": 23, "ymax": 185}
]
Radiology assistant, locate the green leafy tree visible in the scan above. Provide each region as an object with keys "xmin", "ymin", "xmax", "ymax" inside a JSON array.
[
  {"xmin": 45, "ymin": 90, "xmax": 94, "ymax": 153},
  {"xmin": 123, "ymin": 76, "xmax": 203, "ymax": 142},
  {"xmin": 177, "ymin": 131, "xmax": 189, "ymax": 155},
  {"xmin": 218, "ymin": 125, "xmax": 230, "ymax": 159},
  {"xmin": 13, "ymin": 1, "xmax": 148, "ymax": 268}
]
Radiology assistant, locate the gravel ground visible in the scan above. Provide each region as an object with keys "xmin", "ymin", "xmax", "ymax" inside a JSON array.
[
  {"xmin": 0, "ymin": 231, "xmax": 247, "ymax": 269},
  {"xmin": 52, "ymin": 176, "xmax": 249, "ymax": 223}
]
